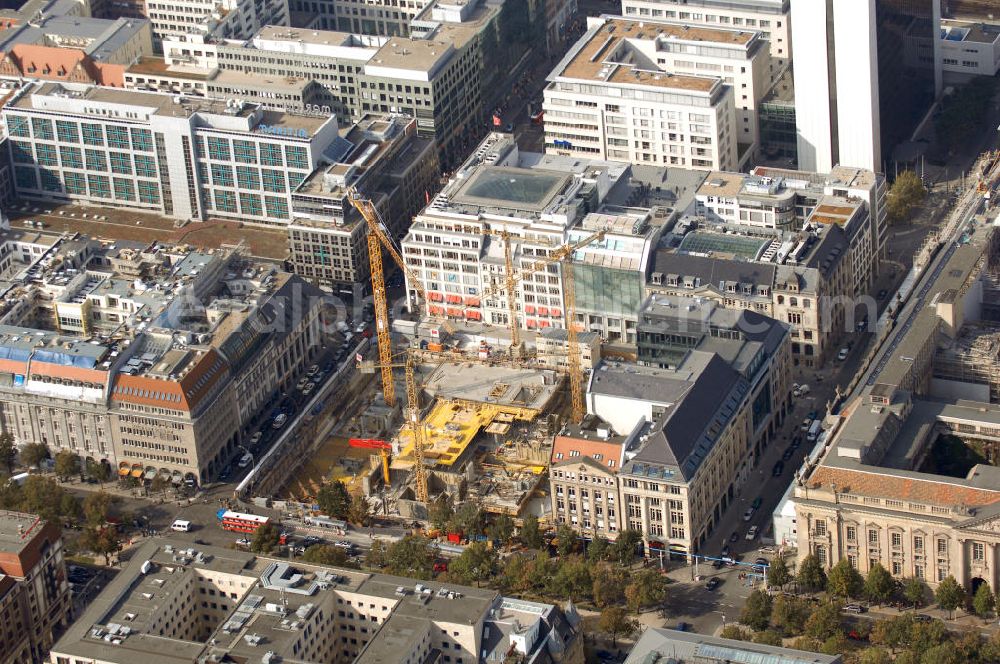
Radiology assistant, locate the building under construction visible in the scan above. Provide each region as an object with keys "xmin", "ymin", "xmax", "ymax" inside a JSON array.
[{"xmin": 934, "ymin": 323, "xmax": 1000, "ymax": 402}]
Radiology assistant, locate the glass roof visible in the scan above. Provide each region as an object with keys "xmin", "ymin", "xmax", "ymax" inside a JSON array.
[
  {"xmin": 462, "ymin": 167, "xmax": 564, "ymax": 206},
  {"xmin": 678, "ymin": 232, "xmax": 769, "ymax": 260}
]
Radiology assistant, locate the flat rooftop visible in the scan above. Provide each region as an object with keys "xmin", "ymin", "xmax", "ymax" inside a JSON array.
[
  {"xmin": 453, "ymin": 166, "xmax": 571, "ymax": 212},
  {"xmin": 367, "ymin": 37, "xmax": 452, "ymax": 73},
  {"xmin": 128, "ymin": 57, "xmax": 212, "ymax": 81},
  {"xmin": 421, "ymin": 361, "xmax": 561, "ymax": 412},
  {"xmin": 0, "ymin": 511, "xmax": 45, "ymax": 555},
  {"xmin": 556, "ymin": 18, "xmax": 731, "ymax": 92},
  {"xmin": 941, "ymin": 19, "xmax": 1000, "ymax": 44}
]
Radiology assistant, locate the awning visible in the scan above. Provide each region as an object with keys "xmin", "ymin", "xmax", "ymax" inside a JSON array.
[
  {"xmin": 130, "ymin": 468, "xmax": 143, "ymax": 478},
  {"xmin": 144, "ymin": 469, "xmax": 157, "ymax": 480},
  {"xmin": 118, "ymin": 467, "xmax": 130, "ymax": 477}
]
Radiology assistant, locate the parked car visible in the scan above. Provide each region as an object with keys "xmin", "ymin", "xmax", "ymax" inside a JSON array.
[
  {"xmin": 705, "ymin": 578, "xmax": 721, "ymax": 591},
  {"xmin": 236, "ymin": 538, "xmax": 251, "ymax": 547},
  {"xmin": 782, "ymin": 446, "xmax": 795, "ymax": 461},
  {"xmin": 772, "ymin": 461, "xmax": 785, "ymax": 477},
  {"xmin": 721, "ymin": 545, "xmax": 730, "ymax": 558},
  {"xmin": 754, "ymin": 557, "xmax": 768, "ymax": 567},
  {"xmin": 837, "ymin": 347, "xmax": 850, "ymax": 361},
  {"xmin": 843, "ymin": 604, "xmax": 867, "ymax": 614},
  {"xmin": 273, "ymin": 413, "xmax": 288, "ymax": 429},
  {"xmin": 302, "ymin": 383, "xmax": 315, "ymax": 397},
  {"xmin": 238, "ymin": 453, "xmax": 253, "ymax": 469},
  {"xmin": 711, "ymin": 559, "xmax": 723, "ymax": 569},
  {"xmin": 801, "ymin": 418, "xmax": 813, "ymax": 432},
  {"xmin": 751, "ymin": 497, "xmax": 763, "ymax": 510},
  {"xmin": 307, "ymin": 364, "xmax": 320, "ymax": 376},
  {"xmin": 746, "ymin": 525, "xmax": 759, "ymax": 541},
  {"xmin": 729, "ymin": 531, "xmax": 739, "ymax": 543},
  {"xmin": 296, "ymin": 377, "xmax": 310, "ymax": 391},
  {"xmin": 250, "ymin": 431, "xmax": 263, "ymax": 446},
  {"xmin": 675, "ymin": 622, "xmax": 691, "ymax": 632},
  {"xmin": 742, "ymin": 507, "xmax": 755, "ymax": 522}
]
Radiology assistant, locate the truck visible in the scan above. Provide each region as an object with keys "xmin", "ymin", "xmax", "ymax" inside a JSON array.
[{"xmin": 807, "ymin": 419, "xmax": 822, "ymax": 442}]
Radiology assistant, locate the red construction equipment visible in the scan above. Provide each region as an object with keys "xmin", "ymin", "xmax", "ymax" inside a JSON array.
[{"xmin": 349, "ymin": 438, "xmax": 392, "ymax": 486}]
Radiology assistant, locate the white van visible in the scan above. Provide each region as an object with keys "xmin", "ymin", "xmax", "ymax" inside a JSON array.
[{"xmin": 171, "ymin": 519, "xmax": 192, "ymax": 532}]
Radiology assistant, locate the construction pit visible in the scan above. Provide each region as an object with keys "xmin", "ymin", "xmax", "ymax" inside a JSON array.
[{"xmin": 279, "ymin": 358, "xmax": 565, "ymax": 517}]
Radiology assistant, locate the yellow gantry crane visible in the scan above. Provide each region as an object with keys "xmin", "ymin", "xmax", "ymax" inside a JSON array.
[
  {"xmin": 358, "ymin": 351, "xmax": 429, "ymax": 502},
  {"xmin": 481, "ymin": 228, "xmax": 607, "ymax": 422},
  {"xmin": 347, "ymin": 188, "xmax": 427, "ymax": 408}
]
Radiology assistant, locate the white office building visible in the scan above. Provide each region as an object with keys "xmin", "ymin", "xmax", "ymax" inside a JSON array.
[
  {"xmin": 3, "ymin": 82, "xmax": 340, "ymax": 225},
  {"xmin": 791, "ymin": 0, "xmax": 941, "ymax": 173},
  {"xmin": 619, "ymin": 0, "xmax": 791, "ymax": 72},
  {"xmin": 544, "ymin": 17, "xmax": 740, "ymax": 171}
]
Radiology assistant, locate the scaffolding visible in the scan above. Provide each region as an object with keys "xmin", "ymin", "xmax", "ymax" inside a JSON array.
[{"xmin": 934, "ymin": 323, "xmax": 1000, "ymax": 402}]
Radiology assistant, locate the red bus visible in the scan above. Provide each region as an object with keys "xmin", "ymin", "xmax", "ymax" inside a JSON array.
[{"xmin": 218, "ymin": 510, "xmax": 270, "ymax": 534}]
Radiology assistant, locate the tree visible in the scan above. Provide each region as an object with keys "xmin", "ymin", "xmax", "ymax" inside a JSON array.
[
  {"xmin": 386, "ymin": 535, "xmax": 435, "ymax": 579},
  {"xmin": 428, "ymin": 495, "xmax": 453, "ymax": 531},
  {"xmin": 347, "ymin": 494, "xmax": 371, "ymax": 527},
  {"xmin": 251, "ymin": 523, "xmax": 281, "ymax": 553},
  {"xmin": 973, "ymin": 582, "xmax": 995, "ymax": 620},
  {"xmin": 518, "ymin": 514, "xmax": 543, "ymax": 549},
  {"xmin": 909, "ymin": 616, "xmax": 948, "ymax": 653},
  {"xmin": 487, "ymin": 513, "xmax": 515, "ymax": 545},
  {"xmin": 587, "ymin": 535, "xmax": 612, "ymax": 562},
  {"xmin": 316, "ymin": 482, "xmax": 351, "ymax": 520},
  {"xmin": 20, "ymin": 475, "xmax": 79, "ymax": 523},
  {"xmin": 612, "ymin": 529, "xmax": 641, "ymax": 566},
  {"xmin": 767, "ymin": 556, "xmax": 792, "ymax": 589},
  {"xmin": 886, "ymin": 170, "xmax": 926, "ymax": 225},
  {"xmin": 598, "ymin": 606, "xmax": 638, "ymax": 647},
  {"xmin": 83, "ymin": 491, "xmax": 118, "ymax": 527},
  {"xmin": 865, "ymin": 562, "xmax": 895, "ymax": 606},
  {"xmin": 870, "ymin": 614, "xmax": 913, "ymax": 653},
  {"xmin": 553, "ymin": 557, "xmax": 592, "ymax": 601},
  {"xmin": 88, "ymin": 460, "xmax": 111, "ymax": 485},
  {"xmin": 858, "ymin": 648, "xmax": 893, "ymax": 664},
  {"xmin": 719, "ymin": 625, "xmax": 751, "ymax": 641},
  {"xmin": 919, "ymin": 644, "xmax": 962, "ymax": 664},
  {"xmin": 448, "ymin": 502, "xmax": 485, "ymax": 539},
  {"xmin": 80, "ymin": 524, "xmax": 121, "ymax": 566},
  {"xmin": 19, "ymin": 443, "xmax": 49, "ymax": 469},
  {"xmin": 752, "ymin": 630, "xmax": 783, "ymax": 646},
  {"xmin": 150, "ymin": 474, "xmax": 172, "ymax": 497},
  {"xmin": 934, "ymin": 575, "xmax": 965, "ymax": 619},
  {"xmin": 796, "ymin": 554, "xmax": 827, "ymax": 592},
  {"xmin": 770, "ymin": 595, "xmax": 810, "ymax": 636},
  {"xmin": 0, "ymin": 433, "xmax": 15, "ymax": 474},
  {"xmin": 625, "ymin": 568, "xmax": 669, "ymax": 614},
  {"xmin": 790, "ymin": 637, "xmax": 821, "ymax": 653},
  {"xmin": 804, "ymin": 601, "xmax": 842, "ymax": 641},
  {"xmin": 365, "ymin": 539, "xmax": 389, "ymax": 570},
  {"xmin": 903, "ymin": 577, "xmax": 927, "ymax": 608},
  {"xmin": 555, "ymin": 523, "xmax": 577, "ymax": 557},
  {"xmin": 302, "ymin": 544, "xmax": 350, "ymax": 566},
  {"xmin": 592, "ymin": 564, "xmax": 627, "ymax": 608},
  {"xmin": 53, "ymin": 451, "xmax": 80, "ymax": 482},
  {"xmin": 447, "ymin": 542, "xmax": 498, "ymax": 587},
  {"xmin": 819, "ymin": 634, "xmax": 848, "ymax": 656},
  {"xmin": 740, "ymin": 590, "xmax": 773, "ymax": 631},
  {"xmin": 827, "ymin": 559, "xmax": 863, "ymax": 599}
]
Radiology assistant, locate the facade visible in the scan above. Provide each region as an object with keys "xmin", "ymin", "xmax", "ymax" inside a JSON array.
[
  {"xmin": 791, "ymin": 218, "xmax": 1000, "ymax": 593},
  {"xmin": 3, "ymin": 81, "xmax": 340, "ymax": 225},
  {"xmin": 287, "ymin": 114, "xmax": 440, "ymax": 289},
  {"xmin": 0, "ymin": 511, "xmax": 71, "ymax": 664},
  {"xmin": 0, "ymin": 15, "xmax": 154, "ymax": 87},
  {"xmin": 543, "ymin": 17, "xmax": 740, "ymax": 171},
  {"xmin": 791, "ymin": 0, "xmax": 942, "ymax": 172},
  {"xmin": 619, "ymin": 0, "xmax": 791, "ymax": 71},
  {"xmin": 626, "ymin": 627, "xmax": 841, "ymax": 664},
  {"xmin": 649, "ymin": 215, "xmax": 853, "ymax": 367},
  {"xmin": 693, "ymin": 165, "xmax": 887, "ymax": 295},
  {"xmin": 49, "ymin": 538, "xmax": 584, "ymax": 664},
  {"xmin": 939, "ymin": 19, "xmax": 1000, "ymax": 81},
  {"xmin": 143, "ymin": 0, "xmax": 289, "ymax": 47},
  {"xmin": 549, "ymin": 415, "xmax": 640, "ymax": 540},
  {"xmin": 0, "ymin": 232, "xmax": 324, "ymax": 485},
  {"xmin": 401, "ymin": 133, "xmax": 675, "ymax": 341}
]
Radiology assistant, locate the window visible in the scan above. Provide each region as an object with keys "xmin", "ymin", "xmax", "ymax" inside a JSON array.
[
  {"xmin": 234, "ymin": 140, "xmax": 256, "ymax": 163},
  {"xmin": 64, "ymin": 172, "xmax": 86, "ymax": 194},
  {"xmin": 31, "ymin": 117, "xmax": 53, "ymax": 140},
  {"xmin": 131, "ymin": 128, "xmax": 153, "ymax": 152},
  {"xmin": 868, "ymin": 530, "xmax": 880, "ymax": 545},
  {"xmin": 285, "ymin": 145, "xmax": 308, "ymax": 169},
  {"xmin": 260, "ymin": 143, "xmax": 283, "ymax": 166},
  {"xmin": 34, "ymin": 144, "xmax": 56, "ymax": 166},
  {"xmin": 937, "ymin": 539, "xmax": 948, "ymax": 555},
  {"xmin": 846, "ymin": 526, "xmax": 856, "ymax": 542},
  {"xmin": 85, "ymin": 149, "xmax": 107, "ymax": 172},
  {"xmin": 7, "ymin": 115, "xmax": 29, "ymax": 138},
  {"xmin": 236, "ymin": 166, "xmax": 260, "ymax": 190},
  {"xmin": 814, "ymin": 520, "xmax": 827, "ymax": 536},
  {"xmin": 262, "ymin": 169, "xmax": 286, "ymax": 192},
  {"xmin": 134, "ymin": 154, "xmax": 157, "ymax": 178},
  {"xmin": 265, "ymin": 196, "xmax": 288, "ymax": 219},
  {"xmin": 40, "ymin": 169, "xmax": 61, "ymax": 192},
  {"xmin": 56, "ymin": 121, "xmax": 79, "ymax": 143},
  {"xmin": 138, "ymin": 181, "xmax": 160, "ymax": 204},
  {"xmin": 113, "ymin": 177, "xmax": 136, "ymax": 201},
  {"xmin": 82, "ymin": 123, "xmax": 104, "ymax": 146},
  {"xmin": 211, "ymin": 164, "xmax": 234, "ymax": 187},
  {"xmin": 914, "ymin": 536, "xmax": 924, "ymax": 553},
  {"xmin": 240, "ymin": 192, "xmax": 263, "ymax": 216},
  {"xmin": 891, "ymin": 532, "xmax": 902, "ymax": 548},
  {"xmin": 60, "ymin": 146, "xmax": 83, "ymax": 169},
  {"xmin": 207, "ymin": 136, "xmax": 231, "ymax": 161},
  {"xmin": 891, "ymin": 561, "xmax": 902, "ymax": 575},
  {"xmin": 107, "ymin": 126, "xmax": 130, "ymax": 149},
  {"xmin": 10, "ymin": 141, "xmax": 32, "ymax": 163},
  {"xmin": 110, "ymin": 152, "xmax": 132, "ymax": 174},
  {"xmin": 14, "ymin": 166, "xmax": 36, "ymax": 189},
  {"xmin": 972, "ymin": 542, "xmax": 985, "ymax": 561},
  {"xmin": 214, "ymin": 190, "xmax": 237, "ymax": 212},
  {"xmin": 87, "ymin": 174, "xmax": 111, "ymax": 198}
]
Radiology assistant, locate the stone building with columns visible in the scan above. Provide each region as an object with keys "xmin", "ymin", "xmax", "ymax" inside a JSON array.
[{"xmin": 792, "ymin": 220, "xmax": 1000, "ymax": 594}]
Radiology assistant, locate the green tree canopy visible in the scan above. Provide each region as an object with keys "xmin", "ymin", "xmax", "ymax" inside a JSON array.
[
  {"xmin": 612, "ymin": 529, "xmax": 642, "ymax": 566},
  {"xmin": 19, "ymin": 443, "xmax": 49, "ymax": 469},
  {"xmin": 886, "ymin": 170, "xmax": 926, "ymax": 225},
  {"xmin": 447, "ymin": 542, "xmax": 498, "ymax": 587},
  {"xmin": 827, "ymin": 559, "xmax": 863, "ymax": 599},
  {"xmin": 428, "ymin": 495, "xmax": 453, "ymax": 531},
  {"xmin": 53, "ymin": 450, "xmax": 80, "ymax": 482},
  {"xmin": 719, "ymin": 625, "xmax": 751, "ymax": 641},
  {"xmin": 385, "ymin": 535, "xmax": 435, "ymax": 579},
  {"xmin": 767, "ymin": 555, "xmax": 792, "ymax": 589},
  {"xmin": 553, "ymin": 556, "xmax": 592, "ymax": 601},
  {"xmin": 301, "ymin": 544, "xmax": 350, "ymax": 566},
  {"xmin": 0, "ymin": 433, "xmax": 15, "ymax": 474},
  {"xmin": 554, "ymin": 523, "xmax": 578, "ymax": 557},
  {"xmin": 625, "ymin": 568, "xmax": 668, "ymax": 614},
  {"xmin": 518, "ymin": 514, "xmax": 543, "ymax": 549},
  {"xmin": 598, "ymin": 606, "xmax": 638, "ymax": 647},
  {"xmin": 740, "ymin": 590, "xmax": 773, "ymax": 631},
  {"xmin": 903, "ymin": 577, "xmax": 927, "ymax": 608},
  {"xmin": 83, "ymin": 491, "xmax": 118, "ymax": 527},
  {"xmin": 347, "ymin": 494, "xmax": 371, "ymax": 527},
  {"xmin": 487, "ymin": 513, "xmax": 515, "ymax": 544},
  {"xmin": 796, "ymin": 554, "xmax": 827, "ymax": 592},
  {"xmin": 587, "ymin": 535, "xmax": 612, "ymax": 562},
  {"xmin": 973, "ymin": 582, "xmax": 995, "ymax": 619},
  {"xmin": 80, "ymin": 524, "xmax": 120, "ymax": 566},
  {"xmin": 447, "ymin": 502, "xmax": 485, "ymax": 538},
  {"xmin": 770, "ymin": 595, "xmax": 810, "ymax": 637},
  {"xmin": 316, "ymin": 482, "xmax": 351, "ymax": 520},
  {"xmin": 934, "ymin": 576, "xmax": 965, "ymax": 618},
  {"xmin": 591, "ymin": 563, "xmax": 627, "ymax": 608},
  {"xmin": 864, "ymin": 562, "xmax": 896, "ymax": 605},
  {"xmin": 250, "ymin": 522, "xmax": 281, "ymax": 553},
  {"xmin": 804, "ymin": 601, "xmax": 842, "ymax": 641}
]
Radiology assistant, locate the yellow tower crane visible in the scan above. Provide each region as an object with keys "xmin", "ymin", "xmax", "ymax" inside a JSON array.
[
  {"xmin": 481, "ymin": 228, "xmax": 607, "ymax": 422},
  {"xmin": 358, "ymin": 351, "xmax": 429, "ymax": 503},
  {"xmin": 347, "ymin": 188, "xmax": 428, "ymax": 408}
]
